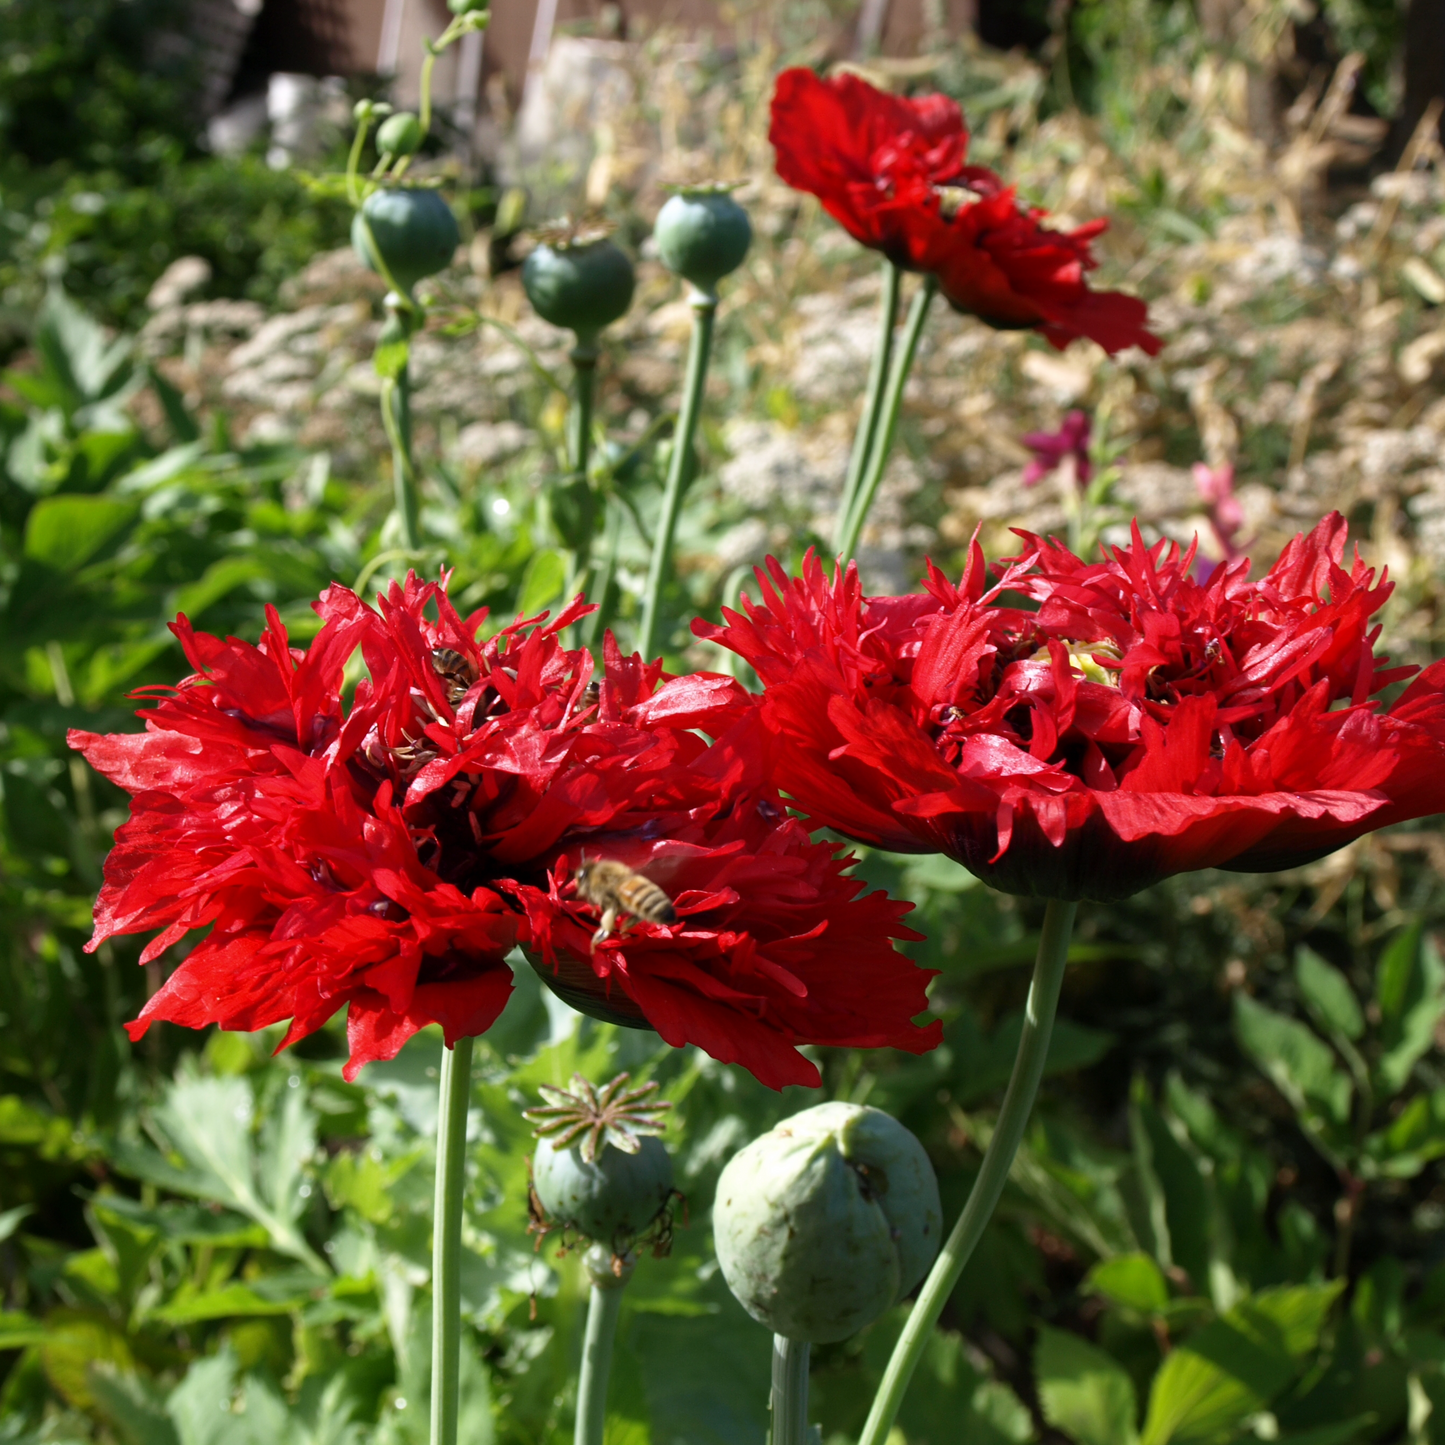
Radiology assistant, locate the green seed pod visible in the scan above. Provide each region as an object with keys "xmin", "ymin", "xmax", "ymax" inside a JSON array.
[
  {"xmin": 653, "ymin": 187, "xmax": 752, "ymax": 295},
  {"xmin": 533, "ymin": 1133, "xmax": 674, "ymax": 1251},
  {"xmin": 448, "ymin": 0, "xmax": 489, "ymax": 12},
  {"xmin": 713, "ymin": 1102, "xmax": 941, "ymax": 1344},
  {"xmin": 352, "ymin": 187, "xmax": 460, "ymax": 296},
  {"xmin": 521, "ymin": 233, "xmax": 635, "ymax": 342},
  {"xmin": 376, "ymin": 111, "xmax": 424, "ymax": 157}
]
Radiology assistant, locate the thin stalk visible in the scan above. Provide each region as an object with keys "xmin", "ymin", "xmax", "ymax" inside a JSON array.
[
  {"xmin": 380, "ymin": 368, "xmax": 420, "ymax": 551},
  {"xmin": 581, "ymin": 499, "xmax": 622, "ymax": 650},
  {"xmin": 837, "ymin": 259, "xmax": 901, "ymax": 539},
  {"xmin": 835, "ymin": 275, "xmax": 937, "ymax": 563},
  {"xmin": 638, "ymin": 292, "xmax": 717, "ymax": 661},
  {"xmin": 858, "ymin": 898, "xmax": 1078, "ymax": 1445},
  {"xmin": 345, "ymin": 113, "xmax": 372, "ymax": 207},
  {"xmin": 575, "ymin": 1248, "xmax": 632, "ymax": 1445},
  {"xmin": 430, "ymin": 1035, "xmax": 475, "ymax": 1445},
  {"xmin": 570, "ymin": 343, "xmax": 598, "ymax": 480},
  {"xmin": 770, "ymin": 1336, "xmax": 811, "ymax": 1445}
]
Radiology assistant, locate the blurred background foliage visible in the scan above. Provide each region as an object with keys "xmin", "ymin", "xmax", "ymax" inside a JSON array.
[{"xmin": 2, "ymin": 0, "xmax": 1445, "ymax": 1441}]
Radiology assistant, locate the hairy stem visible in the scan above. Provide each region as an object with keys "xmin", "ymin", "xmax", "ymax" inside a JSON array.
[
  {"xmin": 836, "ymin": 259, "xmax": 901, "ymax": 543},
  {"xmin": 770, "ymin": 1335, "xmax": 811, "ymax": 1445},
  {"xmin": 835, "ymin": 275, "xmax": 937, "ymax": 563},
  {"xmin": 857, "ymin": 898, "xmax": 1078, "ymax": 1445},
  {"xmin": 430, "ymin": 1035, "xmax": 475, "ymax": 1445},
  {"xmin": 638, "ymin": 292, "xmax": 717, "ymax": 661}
]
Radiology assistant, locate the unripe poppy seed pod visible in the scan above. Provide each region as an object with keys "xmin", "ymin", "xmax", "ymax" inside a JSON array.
[
  {"xmin": 376, "ymin": 111, "xmax": 424, "ymax": 157},
  {"xmin": 653, "ymin": 188, "xmax": 752, "ymax": 295},
  {"xmin": 532, "ymin": 1132, "xmax": 674, "ymax": 1252},
  {"xmin": 352, "ymin": 188, "xmax": 459, "ymax": 296},
  {"xmin": 713, "ymin": 1102, "xmax": 941, "ymax": 1343},
  {"xmin": 521, "ymin": 238, "xmax": 635, "ymax": 342}
]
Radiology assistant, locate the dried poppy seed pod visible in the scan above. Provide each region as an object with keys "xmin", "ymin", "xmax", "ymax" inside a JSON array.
[
  {"xmin": 713, "ymin": 1102, "xmax": 941, "ymax": 1343},
  {"xmin": 653, "ymin": 186, "xmax": 752, "ymax": 297},
  {"xmin": 352, "ymin": 187, "xmax": 460, "ymax": 296},
  {"xmin": 521, "ymin": 230, "xmax": 635, "ymax": 343}
]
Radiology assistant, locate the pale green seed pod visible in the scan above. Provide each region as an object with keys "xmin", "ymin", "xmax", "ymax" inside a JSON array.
[
  {"xmin": 713, "ymin": 1102, "xmax": 941, "ymax": 1343},
  {"xmin": 653, "ymin": 187, "xmax": 752, "ymax": 296},
  {"xmin": 376, "ymin": 111, "xmax": 424, "ymax": 157},
  {"xmin": 532, "ymin": 1132, "xmax": 673, "ymax": 1253}
]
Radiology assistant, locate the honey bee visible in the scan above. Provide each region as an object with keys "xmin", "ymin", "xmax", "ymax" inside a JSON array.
[
  {"xmin": 431, "ymin": 647, "xmax": 480, "ymax": 706},
  {"xmin": 574, "ymin": 858, "xmax": 677, "ymax": 947}
]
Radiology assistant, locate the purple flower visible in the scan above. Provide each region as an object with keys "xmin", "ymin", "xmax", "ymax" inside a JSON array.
[{"xmin": 1022, "ymin": 410, "xmax": 1092, "ymax": 489}]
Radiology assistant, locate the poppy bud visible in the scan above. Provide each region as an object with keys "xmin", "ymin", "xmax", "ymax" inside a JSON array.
[
  {"xmin": 448, "ymin": 0, "xmax": 489, "ymax": 12},
  {"xmin": 713, "ymin": 1102, "xmax": 941, "ymax": 1343},
  {"xmin": 653, "ymin": 187, "xmax": 752, "ymax": 296},
  {"xmin": 376, "ymin": 112, "xmax": 424, "ymax": 157},
  {"xmin": 352, "ymin": 187, "xmax": 460, "ymax": 296},
  {"xmin": 521, "ymin": 233, "xmax": 635, "ymax": 343}
]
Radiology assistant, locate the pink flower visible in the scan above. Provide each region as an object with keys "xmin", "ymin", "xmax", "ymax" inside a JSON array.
[{"xmin": 1022, "ymin": 411, "xmax": 1093, "ymax": 489}]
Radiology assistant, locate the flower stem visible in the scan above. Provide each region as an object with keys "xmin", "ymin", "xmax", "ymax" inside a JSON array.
[
  {"xmin": 570, "ymin": 343, "xmax": 598, "ymax": 481},
  {"xmin": 576, "ymin": 1246, "xmax": 633, "ymax": 1445},
  {"xmin": 430, "ymin": 1035, "xmax": 475, "ymax": 1445},
  {"xmin": 834, "ymin": 274, "xmax": 937, "ymax": 563},
  {"xmin": 381, "ymin": 370, "xmax": 420, "ymax": 552},
  {"xmin": 857, "ymin": 898, "xmax": 1078, "ymax": 1445},
  {"xmin": 770, "ymin": 1335, "xmax": 811, "ymax": 1445},
  {"xmin": 638, "ymin": 291, "xmax": 717, "ymax": 662},
  {"xmin": 837, "ymin": 259, "xmax": 901, "ymax": 536}
]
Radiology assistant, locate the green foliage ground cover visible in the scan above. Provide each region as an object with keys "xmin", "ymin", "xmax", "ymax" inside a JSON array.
[{"xmin": 3, "ymin": 2, "xmax": 1445, "ymax": 1442}]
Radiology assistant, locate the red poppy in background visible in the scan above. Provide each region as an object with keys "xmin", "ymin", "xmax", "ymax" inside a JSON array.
[
  {"xmin": 930, "ymin": 189, "xmax": 1161, "ymax": 356},
  {"xmin": 696, "ymin": 516, "xmax": 1445, "ymax": 902},
  {"xmin": 71, "ymin": 577, "xmax": 938, "ymax": 1088},
  {"xmin": 769, "ymin": 67, "xmax": 1159, "ymax": 356},
  {"xmin": 769, "ymin": 65, "xmax": 981, "ymax": 269}
]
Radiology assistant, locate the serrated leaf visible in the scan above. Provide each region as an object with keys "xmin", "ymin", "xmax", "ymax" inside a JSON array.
[
  {"xmin": 1036, "ymin": 1326, "xmax": 1139, "ymax": 1445},
  {"xmin": 87, "ymin": 1365, "xmax": 181, "ymax": 1445},
  {"xmin": 1140, "ymin": 1282, "xmax": 1343, "ymax": 1445},
  {"xmin": 1295, "ymin": 946, "xmax": 1364, "ymax": 1041},
  {"xmin": 165, "ymin": 1349, "xmax": 240, "ymax": 1445}
]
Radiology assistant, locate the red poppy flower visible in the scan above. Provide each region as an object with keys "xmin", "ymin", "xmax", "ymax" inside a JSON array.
[
  {"xmin": 928, "ymin": 188, "xmax": 1161, "ymax": 356},
  {"xmin": 769, "ymin": 67, "xmax": 1159, "ymax": 356},
  {"xmin": 769, "ymin": 65, "xmax": 987, "ymax": 269},
  {"xmin": 695, "ymin": 516, "xmax": 1445, "ymax": 902},
  {"xmin": 71, "ymin": 577, "xmax": 939, "ymax": 1087}
]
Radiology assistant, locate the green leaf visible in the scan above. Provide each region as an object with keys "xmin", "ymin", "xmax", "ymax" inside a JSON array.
[
  {"xmin": 0, "ymin": 1311, "xmax": 46, "ymax": 1350},
  {"xmin": 517, "ymin": 547, "xmax": 567, "ymax": 618},
  {"xmin": 1035, "ymin": 1326, "xmax": 1139, "ymax": 1445},
  {"xmin": 1130, "ymin": 1082, "xmax": 1213, "ymax": 1292},
  {"xmin": 111, "ymin": 1074, "xmax": 325, "ymax": 1272},
  {"xmin": 1233, "ymin": 993, "xmax": 1351, "ymax": 1130},
  {"xmin": 1140, "ymin": 1283, "xmax": 1343, "ymax": 1445},
  {"xmin": 1295, "ymin": 946, "xmax": 1364, "ymax": 1041},
  {"xmin": 87, "ymin": 1366, "xmax": 181, "ymax": 1445},
  {"xmin": 0, "ymin": 1205, "xmax": 33, "ymax": 1243},
  {"xmin": 23, "ymin": 495, "xmax": 137, "ymax": 572},
  {"xmin": 1364, "ymin": 1089, "xmax": 1445, "ymax": 1178},
  {"xmin": 165, "ymin": 1349, "xmax": 239, "ymax": 1445},
  {"xmin": 148, "ymin": 1282, "xmax": 312, "ymax": 1325},
  {"xmin": 1373, "ymin": 926, "xmax": 1445, "ymax": 1096},
  {"xmin": 1085, "ymin": 1253, "xmax": 1171, "ymax": 1313}
]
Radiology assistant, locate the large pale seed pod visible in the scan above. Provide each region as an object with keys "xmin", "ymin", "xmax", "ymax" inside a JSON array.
[{"xmin": 713, "ymin": 1102, "xmax": 941, "ymax": 1343}]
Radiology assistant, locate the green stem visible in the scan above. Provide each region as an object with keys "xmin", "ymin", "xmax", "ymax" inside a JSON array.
[
  {"xmin": 576, "ymin": 1248, "xmax": 631, "ymax": 1445},
  {"xmin": 430, "ymin": 1035, "xmax": 475, "ymax": 1445},
  {"xmin": 857, "ymin": 898, "xmax": 1078, "ymax": 1445},
  {"xmin": 581, "ymin": 499, "xmax": 622, "ymax": 650},
  {"xmin": 837, "ymin": 259, "xmax": 901, "ymax": 540},
  {"xmin": 638, "ymin": 291, "xmax": 717, "ymax": 661},
  {"xmin": 835, "ymin": 275, "xmax": 937, "ymax": 563},
  {"xmin": 570, "ymin": 343, "xmax": 598, "ymax": 480},
  {"xmin": 770, "ymin": 1335, "xmax": 811, "ymax": 1445},
  {"xmin": 346, "ymin": 113, "xmax": 372, "ymax": 207},
  {"xmin": 381, "ymin": 367, "xmax": 420, "ymax": 551}
]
